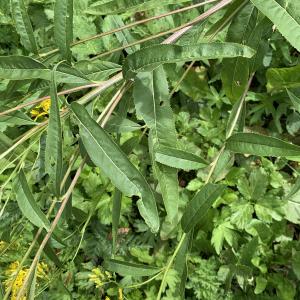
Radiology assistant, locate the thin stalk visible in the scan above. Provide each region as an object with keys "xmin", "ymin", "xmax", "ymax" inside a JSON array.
[
  {"xmin": 0, "ymin": 122, "xmax": 47, "ymax": 162},
  {"xmin": 100, "ymin": 81, "xmax": 133, "ymax": 127},
  {"xmin": 156, "ymin": 233, "xmax": 187, "ymax": 300},
  {"xmin": 92, "ymin": 0, "xmax": 232, "ymax": 59},
  {"xmin": 39, "ymin": 0, "xmax": 218, "ymax": 58},
  {"xmin": 125, "ymin": 269, "xmax": 165, "ymax": 289},
  {"xmin": 170, "ymin": 61, "xmax": 195, "ymax": 97}
]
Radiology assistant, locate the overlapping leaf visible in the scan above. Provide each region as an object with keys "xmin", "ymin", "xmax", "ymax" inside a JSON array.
[
  {"xmin": 54, "ymin": 0, "xmax": 73, "ymax": 62},
  {"xmin": 71, "ymin": 102, "xmax": 159, "ymax": 232},
  {"xmin": 45, "ymin": 68, "xmax": 63, "ymax": 198},
  {"xmin": 11, "ymin": 0, "xmax": 38, "ymax": 53},
  {"xmin": 14, "ymin": 170, "xmax": 51, "ymax": 230},
  {"xmin": 221, "ymin": 3, "xmax": 257, "ymax": 101},
  {"xmin": 267, "ymin": 65, "xmax": 300, "ymax": 92},
  {"xmin": 0, "ymin": 56, "xmax": 90, "ymax": 83},
  {"xmin": 124, "ymin": 43, "xmax": 255, "ymax": 78},
  {"xmin": 181, "ymin": 183, "xmax": 225, "ymax": 233},
  {"xmin": 154, "ymin": 146, "xmax": 208, "ymax": 170},
  {"xmin": 226, "ymin": 133, "xmax": 300, "ymax": 157},
  {"xmin": 251, "ymin": 0, "xmax": 300, "ymax": 51},
  {"xmin": 133, "ymin": 66, "xmax": 179, "ymax": 223},
  {"xmin": 104, "ymin": 259, "xmax": 160, "ymax": 276}
]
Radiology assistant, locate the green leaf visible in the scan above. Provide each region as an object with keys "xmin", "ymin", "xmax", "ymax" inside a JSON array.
[
  {"xmin": 221, "ymin": 3, "xmax": 256, "ymax": 101},
  {"xmin": 250, "ymin": 0, "xmax": 300, "ymax": 51},
  {"xmin": 0, "ymin": 110, "xmax": 36, "ymax": 131},
  {"xmin": 255, "ymin": 276, "xmax": 268, "ymax": 294},
  {"xmin": 205, "ymin": 0, "xmax": 248, "ymax": 39},
  {"xmin": 75, "ymin": 60, "xmax": 121, "ymax": 81},
  {"xmin": 211, "ymin": 221, "xmax": 237, "ymax": 254},
  {"xmin": 105, "ymin": 115, "xmax": 141, "ymax": 133},
  {"xmin": 267, "ymin": 65, "xmax": 300, "ymax": 92},
  {"xmin": 11, "ymin": 0, "xmax": 38, "ymax": 53},
  {"xmin": 86, "ymin": 0, "xmax": 191, "ymax": 15},
  {"xmin": 226, "ymin": 132, "xmax": 300, "ymax": 157},
  {"xmin": 14, "ymin": 170, "xmax": 51, "ymax": 231},
  {"xmin": 45, "ymin": 67, "xmax": 63, "ymax": 198},
  {"xmin": 123, "ymin": 43, "xmax": 255, "ymax": 78},
  {"xmin": 104, "ymin": 259, "xmax": 160, "ymax": 276},
  {"xmin": 106, "ymin": 15, "xmax": 139, "ymax": 54},
  {"xmin": 154, "ymin": 146, "xmax": 208, "ymax": 170},
  {"xmin": 133, "ymin": 66, "xmax": 179, "ymax": 222},
  {"xmin": 54, "ymin": 0, "xmax": 73, "ymax": 62},
  {"xmin": 71, "ymin": 102, "xmax": 159, "ymax": 232},
  {"xmin": 287, "ymin": 89, "xmax": 300, "ymax": 113},
  {"xmin": 0, "ymin": 56, "xmax": 90, "ymax": 83},
  {"xmin": 181, "ymin": 183, "xmax": 225, "ymax": 233},
  {"xmin": 112, "ymin": 189, "xmax": 121, "ymax": 256},
  {"xmin": 211, "ymin": 150, "xmax": 234, "ymax": 182}
]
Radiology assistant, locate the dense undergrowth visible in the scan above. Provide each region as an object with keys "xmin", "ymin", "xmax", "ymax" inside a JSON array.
[{"xmin": 0, "ymin": 0, "xmax": 300, "ymax": 299}]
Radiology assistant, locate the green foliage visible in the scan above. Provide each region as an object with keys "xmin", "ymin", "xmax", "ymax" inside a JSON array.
[{"xmin": 1, "ymin": 0, "xmax": 300, "ymax": 299}]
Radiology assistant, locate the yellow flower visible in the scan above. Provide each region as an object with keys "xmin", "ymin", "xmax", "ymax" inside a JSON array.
[
  {"xmin": 89, "ymin": 267, "xmax": 112, "ymax": 289},
  {"xmin": 4, "ymin": 261, "xmax": 48, "ymax": 300},
  {"xmin": 30, "ymin": 98, "xmax": 51, "ymax": 120}
]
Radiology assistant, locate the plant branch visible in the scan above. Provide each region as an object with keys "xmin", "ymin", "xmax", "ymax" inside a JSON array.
[
  {"xmin": 39, "ymin": 0, "xmax": 218, "ymax": 58},
  {"xmin": 92, "ymin": 0, "xmax": 233, "ymax": 59}
]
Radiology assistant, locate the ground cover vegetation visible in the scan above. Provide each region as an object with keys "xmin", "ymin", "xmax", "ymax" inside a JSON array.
[{"xmin": 0, "ymin": 0, "xmax": 300, "ymax": 299}]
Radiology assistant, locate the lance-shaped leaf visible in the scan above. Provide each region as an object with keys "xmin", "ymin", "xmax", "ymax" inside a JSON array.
[
  {"xmin": 154, "ymin": 146, "xmax": 208, "ymax": 170},
  {"xmin": 267, "ymin": 65, "xmax": 300, "ymax": 92},
  {"xmin": 250, "ymin": 0, "xmax": 300, "ymax": 51},
  {"xmin": 104, "ymin": 259, "xmax": 160, "ymax": 276},
  {"xmin": 11, "ymin": 0, "xmax": 38, "ymax": 53},
  {"xmin": 205, "ymin": 0, "xmax": 248, "ymax": 39},
  {"xmin": 71, "ymin": 102, "xmax": 159, "ymax": 232},
  {"xmin": 105, "ymin": 115, "xmax": 141, "ymax": 133},
  {"xmin": 226, "ymin": 133, "xmax": 300, "ymax": 157},
  {"xmin": 134, "ymin": 66, "xmax": 179, "ymax": 222},
  {"xmin": 14, "ymin": 170, "xmax": 51, "ymax": 231},
  {"xmin": 123, "ymin": 43, "xmax": 255, "ymax": 78},
  {"xmin": 181, "ymin": 183, "xmax": 225, "ymax": 233},
  {"xmin": 45, "ymin": 67, "xmax": 63, "ymax": 198},
  {"xmin": 54, "ymin": 0, "xmax": 73, "ymax": 62},
  {"xmin": 106, "ymin": 15, "xmax": 139, "ymax": 54},
  {"xmin": 87, "ymin": 0, "xmax": 191, "ymax": 15},
  {"xmin": 76, "ymin": 60, "xmax": 121, "ymax": 81},
  {"xmin": 221, "ymin": 3, "xmax": 257, "ymax": 101},
  {"xmin": 0, "ymin": 56, "xmax": 90, "ymax": 83}
]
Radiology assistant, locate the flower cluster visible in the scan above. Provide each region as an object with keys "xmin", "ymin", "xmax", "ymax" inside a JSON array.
[
  {"xmin": 88, "ymin": 267, "xmax": 112, "ymax": 288},
  {"xmin": 4, "ymin": 261, "xmax": 48, "ymax": 300},
  {"xmin": 30, "ymin": 98, "xmax": 51, "ymax": 120}
]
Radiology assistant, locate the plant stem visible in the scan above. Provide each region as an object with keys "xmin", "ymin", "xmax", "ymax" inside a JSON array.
[{"xmin": 156, "ymin": 233, "xmax": 187, "ymax": 300}]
